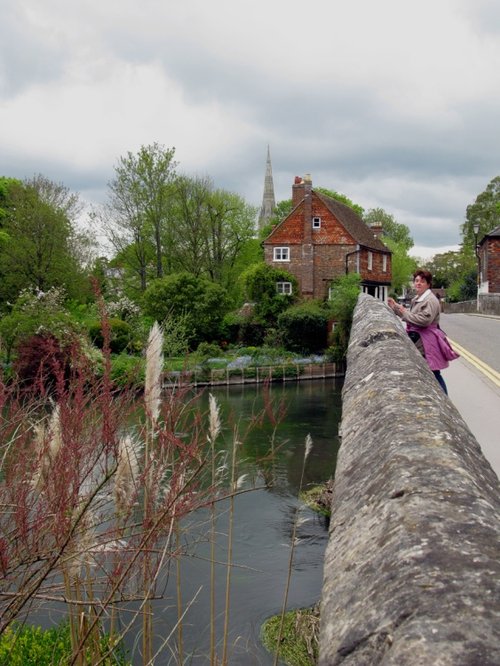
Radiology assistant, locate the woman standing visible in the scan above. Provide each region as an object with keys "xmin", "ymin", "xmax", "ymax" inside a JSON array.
[{"xmin": 387, "ymin": 269, "xmax": 459, "ymax": 394}]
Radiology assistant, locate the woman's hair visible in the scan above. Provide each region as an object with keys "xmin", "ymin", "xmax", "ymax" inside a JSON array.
[{"xmin": 413, "ymin": 269, "xmax": 433, "ymax": 287}]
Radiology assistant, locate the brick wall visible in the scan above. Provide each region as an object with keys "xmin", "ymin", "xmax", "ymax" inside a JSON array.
[
  {"xmin": 486, "ymin": 238, "xmax": 500, "ymax": 293},
  {"xmin": 264, "ymin": 190, "xmax": 391, "ymax": 299}
]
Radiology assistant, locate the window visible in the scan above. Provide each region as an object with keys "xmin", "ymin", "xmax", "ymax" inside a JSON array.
[
  {"xmin": 368, "ymin": 251, "xmax": 373, "ymax": 271},
  {"xmin": 312, "ymin": 216, "xmax": 321, "ymax": 229},
  {"xmin": 276, "ymin": 281, "xmax": 292, "ymax": 295},
  {"xmin": 382, "ymin": 254, "xmax": 387, "ymax": 272},
  {"xmin": 274, "ymin": 247, "xmax": 290, "ymax": 261}
]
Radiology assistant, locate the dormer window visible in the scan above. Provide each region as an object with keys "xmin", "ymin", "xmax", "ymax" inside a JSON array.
[
  {"xmin": 312, "ymin": 216, "xmax": 321, "ymax": 229},
  {"xmin": 274, "ymin": 247, "xmax": 290, "ymax": 261}
]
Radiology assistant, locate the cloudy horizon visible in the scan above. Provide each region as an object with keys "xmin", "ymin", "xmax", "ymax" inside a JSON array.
[{"xmin": 1, "ymin": 0, "xmax": 499, "ymax": 260}]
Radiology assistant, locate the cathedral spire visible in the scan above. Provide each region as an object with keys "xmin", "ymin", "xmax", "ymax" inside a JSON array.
[{"xmin": 258, "ymin": 145, "xmax": 276, "ymax": 232}]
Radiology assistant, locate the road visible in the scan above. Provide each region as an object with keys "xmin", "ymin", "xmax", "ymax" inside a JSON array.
[{"xmin": 439, "ymin": 313, "xmax": 500, "ymax": 479}]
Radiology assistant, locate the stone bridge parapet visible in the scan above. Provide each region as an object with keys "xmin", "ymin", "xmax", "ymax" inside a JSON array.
[{"xmin": 319, "ymin": 294, "xmax": 500, "ymax": 665}]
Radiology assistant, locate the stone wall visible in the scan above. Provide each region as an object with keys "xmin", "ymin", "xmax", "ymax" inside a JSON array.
[
  {"xmin": 319, "ymin": 293, "xmax": 500, "ymax": 665},
  {"xmin": 444, "ymin": 294, "xmax": 500, "ymax": 315}
]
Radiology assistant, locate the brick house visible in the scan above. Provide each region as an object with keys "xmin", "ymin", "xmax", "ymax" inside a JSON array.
[
  {"xmin": 263, "ymin": 175, "xmax": 392, "ymax": 300},
  {"xmin": 478, "ymin": 224, "xmax": 500, "ymax": 294}
]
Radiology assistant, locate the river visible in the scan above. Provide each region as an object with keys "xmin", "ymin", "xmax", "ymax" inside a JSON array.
[{"xmin": 143, "ymin": 377, "xmax": 343, "ymax": 665}]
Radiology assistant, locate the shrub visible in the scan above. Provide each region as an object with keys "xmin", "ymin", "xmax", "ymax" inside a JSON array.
[
  {"xmin": 143, "ymin": 273, "xmax": 230, "ymax": 348},
  {"xmin": 13, "ymin": 333, "xmax": 79, "ymax": 396},
  {"xmin": 88, "ymin": 318, "xmax": 133, "ymax": 354},
  {"xmin": 0, "ymin": 621, "xmax": 128, "ymax": 665},
  {"xmin": 325, "ymin": 273, "xmax": 361, "ymax": 360},
  {"xmin": 278, "ymin": 301, "xmax": 329, "ymax": 354},
  {"xmin": 196, "ymin": 341, "xmax": 222, "ymax": 359},
  {"xmin": 220, "ymin": 311, "xmax": 244, "ymax": 344}
]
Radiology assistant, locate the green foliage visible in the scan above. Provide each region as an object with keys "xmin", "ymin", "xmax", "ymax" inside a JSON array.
[
  {"xmin": 383, "ymin": 237, "xmax": 417, "ymax": 295},
  {"xmin": 327, "ymin": 273, "xmax": 361, "ymax": 322},
  {"xmin": 142, "ymin": 272, "xmax": 230, "ymax": 347},
  {"xmin": 241, "ymin": 263, "xmax": 297, "ymax": 324},
  {"xmin": 423, "ymin": 250, "xmax": 475, "ymax": 290},
  {"xmin": 0, "ymin": 176, "xmax": 90, "ymax": 307},
  {"xmin": 109, "ymin": 353, "xmax": 145, "ymax": 387},
  {"xmin": 261, "ymin": 607, "xmax": 319, "ymax": 666},
  {"xmin": 195, "ymin": 341, "xmax": 222, "ymax": 358},
  {"xmin": 447, "ymin": 268, "xmax": 478, "ymax": 303},
  {"xmin": 220, "ymin": 311, "xmax": 245, "ymax": 344},
  {"xmin": 461, "ymin": 175, "xmax": 500, "ymax": 251},
  {"xmin": 363, "ymin": 208, "xmax": 414, "ymax": 250},
  {"xmin": 277, "ymin": 301, "xmax": 329, "ymax": 354},
  {"xmin": 88, "ymin": 318, "xmax": 133, "ymax": 354},
  {"xmin": 0, "ymin": 287, "xmax": 81, "ymax": 363},
  {"xmin": 326, "ymin": 273, "xmax": 361, "ymax": 360},
  {"xmin": 0, "ymin": 622, "xmax": 128, "ymax": 665}
]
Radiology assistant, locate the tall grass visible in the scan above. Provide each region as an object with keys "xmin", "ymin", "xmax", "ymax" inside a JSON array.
[{"xmin": 0, "ymin": 309, "xmax": 290, "ymax": 664}]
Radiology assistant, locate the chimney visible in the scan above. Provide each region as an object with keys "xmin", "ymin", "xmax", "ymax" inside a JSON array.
[
  {"xmin": 371, "ymin": 223, "xmax": 383, "ymax": 240},
  {"xmin": 292, "ymin": 174, "xmax": 312, "ymax": 207}
]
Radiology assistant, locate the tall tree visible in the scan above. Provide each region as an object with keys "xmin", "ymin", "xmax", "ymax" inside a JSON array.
[
  {"xmin": 461, "ymin": 175, "xmax": 500, "ymax": 250},
  {"xmin": 171, "ymin": 175, "xmax": 211, "ymax": 277},
  {"xmin": 363, "ymin": 208, "xmax": 414, "ymax": 251},
  {"xmin": 0, "ymin": 177, "xmax": 87, "ymax": 306},
  {"xmin": 202, "ymin": 188, "xmax": 257, "ymax": 286},
  {"xmin": 104, "ymin": 143, "xmax": 177, "ymax": 291}
]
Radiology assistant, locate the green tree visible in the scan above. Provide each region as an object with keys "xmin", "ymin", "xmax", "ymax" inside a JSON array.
[
  {"xmin": 170, "ymin": 175, "xmax": 211, "ymax": 277},
  {"xmin": 103, "ymin": 143, "xmax": 177, "ymax": 291},
  {"xmin": 424, "ymin": 250, "xmax": 474, "ymax": 289},
  {"xmin": 202, "ymin": 187, "xmax": 257, "ymax": 286},
  {"xmin": 363, "ymin": 208, "xmax": 413, "ymax": 251},
  {"xmin": 363, "ymin": 208, "xmax": 415, "ymax": 294},
  {"xmin": 0, "ymin": 176, "xmax": 89, "ymax": 307},
  {"xmin": 383, "ymin": 237, "xmax": 417, "ymax": 295},
  {"xmin": 142, "ymin": 272, "xmax": 230, "ymax": 347},
  {"xmin": 461, "ymin": 175, "xmax": 500, "ymax": 250}
]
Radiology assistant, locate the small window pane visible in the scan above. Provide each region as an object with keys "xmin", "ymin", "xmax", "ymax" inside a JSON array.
[{"xmin": 274, "ymin": 247, "xmax": 290, "ymax": 261}]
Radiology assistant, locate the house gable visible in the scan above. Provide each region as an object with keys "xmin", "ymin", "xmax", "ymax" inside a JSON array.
[
  {"xmin": 265, "ymin": 195, "xmax": 356, "ymax": 246},
  {"xmin": 263, "ymin": 175, "xmax": 392, "ymax": 300}
]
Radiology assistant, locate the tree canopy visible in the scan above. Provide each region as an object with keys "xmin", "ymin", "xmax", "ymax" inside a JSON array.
[
  {"xmin": 0, "ymin": 176, "xmax": 91, "ymax": 309},
  {"xmin": 461, "ymin": 175, "xmax": 500, "ymax": 251}
]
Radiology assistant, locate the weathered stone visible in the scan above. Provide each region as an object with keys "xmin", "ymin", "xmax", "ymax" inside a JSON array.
[{"xmin": 319, "ymin": 294, "xmax": 500, "ymax": 665}]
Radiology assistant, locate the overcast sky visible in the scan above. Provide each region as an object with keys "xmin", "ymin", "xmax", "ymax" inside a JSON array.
[{"xmin": 1, "ymin": 0, "xmax": 499, "ymax": 259}]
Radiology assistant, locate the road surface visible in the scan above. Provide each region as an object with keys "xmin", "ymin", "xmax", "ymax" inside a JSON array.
[{"xmin": 439, "ymin": 313, "xmax": 500, "ymax": 479}]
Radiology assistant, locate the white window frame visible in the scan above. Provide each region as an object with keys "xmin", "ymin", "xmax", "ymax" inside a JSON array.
[
  {"xmin": 368, "ymin": 251, "xmax": 373, "ymax": 271},
  {"xmin": 276, "ymin": 281, "xmax": 292, "ymax": 295},
  {"xmin": 382, "ymin": 254, "xmax": 387, "ymax": 272},
  {"xmin": 312, "ymin": 216, "xmax": 321, "ymax": 229},
  {"xmin": 273, "ymin": 247, "xmax": 290, "ymax": 262}
]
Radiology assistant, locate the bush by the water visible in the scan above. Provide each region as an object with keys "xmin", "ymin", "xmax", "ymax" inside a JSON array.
[{"xmin": 278, "ymin": 301, "xmax": 329, "ymax": 354}]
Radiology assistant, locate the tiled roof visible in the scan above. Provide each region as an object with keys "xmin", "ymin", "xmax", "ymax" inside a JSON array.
[
  {"xmin": 486, "ymin": 224, "xmax": 500, "ymax": 237},
  {"xmin": 315, "ymin": 191, "xmax": 390, "ymax": 252}
]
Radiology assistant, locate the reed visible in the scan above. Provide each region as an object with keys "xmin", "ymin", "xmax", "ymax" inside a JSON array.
[{"xmin": 273, "ymin": 434, "xmax": 313, "ymax": 666}]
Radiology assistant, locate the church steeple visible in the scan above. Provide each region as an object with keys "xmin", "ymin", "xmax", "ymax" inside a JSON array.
[{"xmin": 258, "ymin": 145, "xmax": 276, "ymax": 232}]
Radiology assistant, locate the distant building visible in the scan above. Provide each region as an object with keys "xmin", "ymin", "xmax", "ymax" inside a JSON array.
[
  {"xmin": 478, "ymin": 224, "xmax": 500, "ymax": 294},
  {"xmin": 263, "ymin": 174, "xmax": 392, "ymax": 301},
  {"xmin": 257, "ymin": 145, "xmax": 276, "ymax": 232}
]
